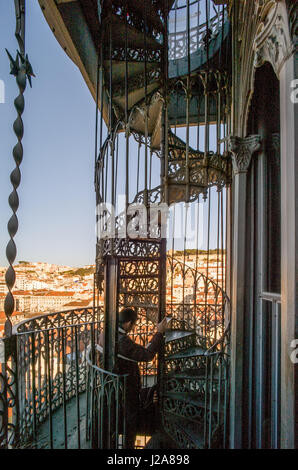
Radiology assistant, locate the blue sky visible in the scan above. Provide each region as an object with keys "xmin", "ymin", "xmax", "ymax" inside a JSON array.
[
  {"xmin": 0, "ymin": 1, "xmax": 225, "ymax": 268},
  {"xmin": 0, "ymin": 1, "xmax": 97, "ymax": 267}
]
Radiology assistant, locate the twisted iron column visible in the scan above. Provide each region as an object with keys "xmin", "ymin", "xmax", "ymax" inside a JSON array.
[{"xmin": 4, "ymin": 0, "xmax": 34, "ymax": 337}]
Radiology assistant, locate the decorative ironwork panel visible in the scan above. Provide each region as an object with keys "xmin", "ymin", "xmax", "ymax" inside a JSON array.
[
  {"xmin": 0, "ymin": 337, "xmax": 18, "ymax": 448},
  {"xmin": 162, "ymin": 414, "xmax": 199, "ymax": 449},
  {"xmin": 14, "ymin": 307, "xmax": 103, "ymax": 447},
  {"xmin": 117, "ymin": 242, "xmax": 163, "ymax": 388},
  {"xmin": 165, "ymin": 376, "xmax": 207, "ymax": 396},
  {"xmin": 165, "ymin": 333, "xmax": 196, "ymax": 356},
  {"xmin": 98, "ymin": 238, "xmax": 161, "ymax": 258},
  {"xmin": 107, "ymin": 46, "xmax": 162, "ymax": 62},
  {"xmin": 111, "ymin": 0, "xmax": 164, "ymax": 42},
  {"xmin": 165, "ymin": 353, "xmax": 206, "ymax": 375},
  {"xmin": 168, "ymin": 10, "xmax": 226, "ymax": 60},
  {"xmin": 163, "ymin": 395, "xmax": 208, "ymax": 424},
  {"xmin": 166, "ymin": 256, "xmax": 229, "ymax": 349}
]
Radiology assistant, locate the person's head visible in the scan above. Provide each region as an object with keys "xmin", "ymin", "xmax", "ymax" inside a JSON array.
[{"xmin": 119, "ymin": 307, "xmax": 138, "ymax": 332}]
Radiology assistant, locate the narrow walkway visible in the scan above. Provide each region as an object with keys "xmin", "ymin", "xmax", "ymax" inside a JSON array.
[{"xmin": 36, "ymin": 392, "xmax": 90, "ymax": 449}]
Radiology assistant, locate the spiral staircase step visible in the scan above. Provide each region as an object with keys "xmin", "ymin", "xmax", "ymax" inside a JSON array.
[
  {"xmin": 165, "ymin": 369, "xmax": 221, "ymax": 381},
  {"xmin": 162, "ymin": 391, "xmax": 224, "ymax": 413},
  {"xmin": 165, "ymin": 346, "xmax": 206, "ymax": 361},
  {"xmin": 110, "ymin": 14, "xmax": 162, "ymax": 50},
  {"xmin": 162, "ymin": 413, "xmax": 205, "ymax": 449}
]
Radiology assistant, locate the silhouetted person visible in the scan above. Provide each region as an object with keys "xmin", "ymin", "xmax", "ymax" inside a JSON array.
[{"xmin": 99, "ymin": 307, "xmax": 168, "ymax": 448}]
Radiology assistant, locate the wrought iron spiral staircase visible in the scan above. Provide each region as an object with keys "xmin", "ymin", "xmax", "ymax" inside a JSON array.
[
  {"xmin": 93, "ymin": 0, "xmax": 231, "ymax": 449},
  {"xmin": 158, "ymin": 254, "xmax": 230, "ymax": 449},
  {"xmin": 95, "ymin": 0, "xmax": 231, "ymax": 212}
]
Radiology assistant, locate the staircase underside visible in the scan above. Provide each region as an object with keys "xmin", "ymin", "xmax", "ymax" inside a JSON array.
[{"xmin": 39, "ymin": 0, "xmax": 231, "ymax": 144}]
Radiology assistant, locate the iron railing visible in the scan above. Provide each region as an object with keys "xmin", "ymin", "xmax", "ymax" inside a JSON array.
[
  {"xmin": 168, "ymin": 8, "xmax": 225, "ymax": 60},
  {"xmin": 162, "ymin": 255, "xmax": 230, "ymax": 449},
  {"xmin": 1, "ymin": 257, "xmax": 230, "ymax": 450},
  {"xmin": 204, "ymin": 329, "xmax": 230, "ymax": 449},
  {"xmin": 86, "ymin": 351, "xmax": 127, "ymax": 449},
  {"xmin": 167, "ymin": 256, "xmax": 229, "ymax": 349},
  {"xmin": 1, "ymin": 305, "xmax": 160, "ymax": 449},
  {"xmin": 162, "ymin": 349, "xmax": 229, "ymax": 448},
  {"xmin": 0, "ymin": 335, "xmax": 18, "ymax": 449},
  {"xmin": 161, "ymin": 324, "xmax": 230, "ymax": 449}
]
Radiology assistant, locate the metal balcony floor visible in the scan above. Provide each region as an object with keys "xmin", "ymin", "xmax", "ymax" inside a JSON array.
[{"xmin": 35, "ymin": 392, "xmax": 89, "ymax": 449}]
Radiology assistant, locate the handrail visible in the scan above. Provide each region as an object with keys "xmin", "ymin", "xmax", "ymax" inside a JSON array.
[
  {"xmin": 14, "ymin": 306, "xmax": 103, "ymax": 334},
  {"xmin": 86, "ymin": 355, "xmax": 128, "ymax": 450},
  {"xmin": 16, "ymin": 320, "xmax": 99, "ymax": 337},
  {"xmin": 204, "ymin": 321, "xmax": 230, "ymax": 355},
  {"xmin": 168, "ymin": 9, "xmax": 226, "ymax": 61},
  {"xmin": 168, "ymin": 255, "xmax": 230, "ymax": 304},
  {"xmin": 88, "ymin": 363, "xmax": 128, "ymax": 381}
]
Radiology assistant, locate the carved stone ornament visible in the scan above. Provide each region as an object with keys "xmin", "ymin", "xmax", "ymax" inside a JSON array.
[
  {"xmin": 237, "ymin": 1, "xmax": 296, "ymax": 137},
  {"xmin": 229, "ymin": 135, "xmax": 262, "ymax": 174}
]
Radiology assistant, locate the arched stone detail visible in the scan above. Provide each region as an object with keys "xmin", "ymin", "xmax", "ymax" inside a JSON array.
[
  {"xmin": 254, "ymin": 1, "xmax": 294, "ymax": 77},
  {"xmin": 235, "ymin": 1, "xmax": 295, "ymax": 137}
]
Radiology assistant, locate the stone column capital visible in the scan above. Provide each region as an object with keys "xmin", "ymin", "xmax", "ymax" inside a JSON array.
[{"xmin": 229, "ymin": 135, "xmax": 262, "ymax": 174}]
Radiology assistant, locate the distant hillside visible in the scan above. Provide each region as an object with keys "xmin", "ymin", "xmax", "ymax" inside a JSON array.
[
  {"xmin": 172, "ymin": 249, "xmax": 226, "ymax": 256},
  {"xmin": 62, "ymin": 267, "xmax": 95, "ymax": 277}
]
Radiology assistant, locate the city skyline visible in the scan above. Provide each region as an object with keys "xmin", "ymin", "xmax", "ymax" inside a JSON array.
[{"xmin": 0, "ymin": 250, "xmax": 225, "ymax": 337}]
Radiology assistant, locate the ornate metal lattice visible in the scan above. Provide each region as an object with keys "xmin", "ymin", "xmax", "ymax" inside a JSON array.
[
  {"xmin": 169, "ymin": 8, "xmax": 226, "ymax": 60},
  {"xmin": 116, "ymin": 240, "xmax": 164, "ymax": 387},
  {"xmin": 86, "ymin": 363, "xmax": 127, "ymax": 449},
  {"xmin": 166, "ymin": 256, "xmax": 229, "ymax": 347}
]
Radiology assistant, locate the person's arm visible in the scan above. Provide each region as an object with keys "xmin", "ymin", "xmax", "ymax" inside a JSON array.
[
  {"xmin": 119, "ymin": 333, "xmax": 163, "ymax": 362},
  {"xmin": 119, "ymin": 317, "xmax": 168, "ymax": 362}
]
